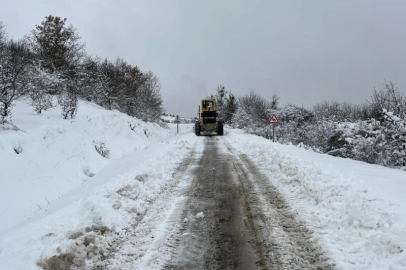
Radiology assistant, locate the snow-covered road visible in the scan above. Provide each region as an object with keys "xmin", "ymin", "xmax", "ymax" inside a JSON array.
[{"xmin": 96, "ymin": 135, "xmax": 335, "ymax": 270}]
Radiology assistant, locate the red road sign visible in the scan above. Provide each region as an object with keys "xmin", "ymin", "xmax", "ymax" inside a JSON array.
[{"xmin": 268, "ymin": 114, "xmax": 280, "ymax": 124}]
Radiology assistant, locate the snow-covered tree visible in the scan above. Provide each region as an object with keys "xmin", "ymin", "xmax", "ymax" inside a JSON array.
[
  {"xmin": 31, "ymin": 16, "xmax": 84, "ymax": 75},
  {"xmin": 78, "ymin": 56, "xmax": 113, "ymax": 106},
  {"xmin": 0, "ymin": 18, "xmax": 165, "ymax": 125},
  {"xmin": 215, "ymin": 84, "xmax": 226, "ymax": 114},
  {"xmin": 114, "ymin": 58, "xmax": 145, "ymax": 116},
  {"xmin": 94, "ymin": 58, "xmax": 120, "ymax": 110},
  {"xmin": 0, "ymin": 39, "xmax": 33, "ymax": 121},
  {"xmin": 0, "ymin": 22, "xmax": 6, "ymax": 45},
  {"xmin": 223, "ymin": 92, "xmax": 237, "ymax": 124},
  {"xmin": 28, "ymin": 67, "xmax": 58, "ymax": 114},
  {"xmin": 29, "ymin": 16, "xmax": 84, "ymax": 118},
  {"xmin": 275, "ymin": 104, "xmax": 315, "ymax": 145},
  {"xmin": 134, "ymin": 71, "xmax": 163, "ymax": 122},
  {"xmin": 270, "ymin": 94, "xmax": 279, "ymax": 110},
  {"xmin": 371, "ymin": 81, "xmax": 406, "ymax": 120},
  {"xmin": 232, "ymin": 92, "xmax": 272, "ymax": 129},
  {"xmin": 213, "ymin": 85, "xmax": 239, "ymax": 124},
  {"xmin": 58, "ymin": 83, "xmax": 78, "ymax": 119},
  {"xmin": 232, "ymin": 105, "xmax": 251, "ymax": 129}
]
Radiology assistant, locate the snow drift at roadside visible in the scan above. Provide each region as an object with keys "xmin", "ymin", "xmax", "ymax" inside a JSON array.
[{"xmin": 226, "ymin": 129, "xmax": 406, "ymax": 270}]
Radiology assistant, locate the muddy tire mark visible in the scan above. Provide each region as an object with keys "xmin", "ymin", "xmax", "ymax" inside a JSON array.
[
  {"xmin": 165, "ymin": 136, "xmax": 263, "ymax": 270},
  {"xmin": 224, "ymin": 141, "xmax": 336, "ymax": 270}
]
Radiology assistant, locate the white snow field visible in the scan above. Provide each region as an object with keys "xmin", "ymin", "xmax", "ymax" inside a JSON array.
[{"xmin": 0, "ymin": 101, "xmax": 405, "ymax": 270}]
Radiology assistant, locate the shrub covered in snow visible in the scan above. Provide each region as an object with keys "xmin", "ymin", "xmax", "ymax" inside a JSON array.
[
  {"xmin": 28, "ymin": 67, "xmax": 58, "ymax": 114},
  {"xmin": 231, "ymin": 92, "xmax": 276, "ymax": 130},
  {"xmin": 94, "ymin": 141, "xmax": 110, "ymax": 158},
  {"xmin": 233, "ymin": 82, "xmax": 406, "ymax": 169}
]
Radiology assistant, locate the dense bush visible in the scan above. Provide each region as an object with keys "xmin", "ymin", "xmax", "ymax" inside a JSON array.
[
  {"xmin": 231, "ymin": 92, "xmax": 276, "ymax": 130},
  {"xmin": 216, "ymin": 81, "xmax": 406, "ymax": 169}
]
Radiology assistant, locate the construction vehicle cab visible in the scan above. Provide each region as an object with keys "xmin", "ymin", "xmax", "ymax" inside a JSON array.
[{"xmin": 195, "ymin": 98, "xmax": 224, "ymax": 136}]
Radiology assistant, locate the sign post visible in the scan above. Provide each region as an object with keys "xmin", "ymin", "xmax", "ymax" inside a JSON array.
[
  {"xmin": 176, "ymin": 115, "xmax": 179, "ymax": 134},
  {"xmin": 268, "ymin": 114, "xmax": 280, "ymax": 142},
  {"xmin": 273, "ymin": 125, "xmax": 275, "ymax": 142}
]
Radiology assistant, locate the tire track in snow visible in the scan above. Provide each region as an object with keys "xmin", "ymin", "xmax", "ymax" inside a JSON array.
[
  {"xmin": 164, "ymin": 136, "xmax": 261, "ymax": 269},
  {"xmin": 96, "ymin": 135, "xmax": 336, "ymax": 269},
  {"xmin": 224, "ymin": 140, "xmax": 336, "ymax": 270},
  {"xmin": 89, "ymin": 140, "xmax": 202, "ymax": 270}
]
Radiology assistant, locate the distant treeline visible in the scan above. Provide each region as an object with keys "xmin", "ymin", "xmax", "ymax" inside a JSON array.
[
  {"xmin": 0, "ymin": 16, "xmax": 163, "ymax": 123},
  {"xmin": 214, "ymin": 82, "xmax": 406, "ymax": 168}
]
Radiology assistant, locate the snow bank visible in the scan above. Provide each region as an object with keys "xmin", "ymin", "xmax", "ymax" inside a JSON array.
[
  {"xmin": 0, "ymin": 98, "xmax": 171, "ymax": 232},
  {"xmin": 0, "ymin": 99, "xmax": 196, "ymax": 269},
  {"xmin": 227, "ymin": 129, "xmax": 406, "ymax": 270}
]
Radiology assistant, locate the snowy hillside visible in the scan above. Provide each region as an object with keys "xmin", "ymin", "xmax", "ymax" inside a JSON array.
[
  {"xmin": 0, "ymin": 98, "xmax": 185, "ymax": 233},
  {"xmin": 0, "ymin": 99, "xmax": 196, "ymax": 269}
]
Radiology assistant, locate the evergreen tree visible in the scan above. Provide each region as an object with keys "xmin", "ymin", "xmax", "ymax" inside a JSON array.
[{"xmin": 31, "ymin": 16, "xmax": 84, "ymax": 75}]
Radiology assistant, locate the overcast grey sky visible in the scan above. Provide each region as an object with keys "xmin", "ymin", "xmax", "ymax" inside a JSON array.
[{"xmin": 1, "ymin": 0, "xmax": 405, "ymax": 117}]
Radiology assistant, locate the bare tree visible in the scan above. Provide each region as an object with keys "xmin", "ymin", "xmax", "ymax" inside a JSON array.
[
  {"xmin": 0, "ymin": 40, "xmax": 33, "ymax": 121},
  {"xmin": 371, "ymin": 81, "xmax": 405, "ymax": 120},
  {"xmin": 135, "ymin": 71, "xmax": 163, "ymax": 121},
  {"xmin": 0, "ymin": 22, "xmax": 6, "ymax": 45},
  {"xmin": 270, "ymin": 94, "xmax": 279, "ymax": 110},
  {"xmin": 313, "ymin": 101, "xmax": 373, "ymax": 122}
]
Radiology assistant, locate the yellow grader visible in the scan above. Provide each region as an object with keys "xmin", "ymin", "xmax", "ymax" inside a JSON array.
[{"xmin": 195, "ymin": 98, "xmax": 224, "ymax": 136}]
